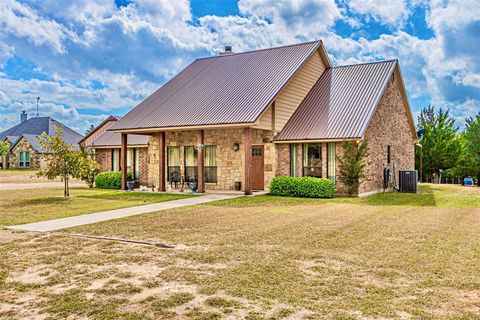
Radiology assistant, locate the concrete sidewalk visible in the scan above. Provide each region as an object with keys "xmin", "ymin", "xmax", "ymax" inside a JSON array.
[{"xmin": 8, "ymin": 193, "xmax": 242, "ymax": 232}]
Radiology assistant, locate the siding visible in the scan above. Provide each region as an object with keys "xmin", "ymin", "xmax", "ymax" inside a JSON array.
[
  {"xmin": 256, "ymin": 103, "xmax": 273, "ymax": 130},
  {"xmin": 274, "ymin": 50, "xmax": 326, "ymax": 132},
  {"xmin": 83, "ymin": 120, "xmax": 116, "ymax": 147}
]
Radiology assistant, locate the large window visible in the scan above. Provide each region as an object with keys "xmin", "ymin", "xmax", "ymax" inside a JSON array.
[
  {"xmin": 184, "ymin": 146, "xmax": 198, "ymax": 182},
  {"xmin": 303, "ymin": 144, "xmax": 322, "ymax": 177},
  {"xmin": 134, "ymin": 149, "xmax": 140, "ymax": 180},
  {"xmin": 18, "ymin": 151, "xmax": 30, "ymax": 168},
  {"xmin": 290, "ymin": 144, "xmax": 297, "ymax": 177},
  {"xmin": 204, "ymin": 145, "xmax": 217, "ymax": 183},
  {"xmin": 111, "ymin": 149, "xmax": 120, "ymax": 171},
  {"xmin": 327, "ymin": 143, "xmax": 336, "ymax": 184},
  {"xmin": 167, "ymin": 146, "xmax": 180, "ymax": 182}
]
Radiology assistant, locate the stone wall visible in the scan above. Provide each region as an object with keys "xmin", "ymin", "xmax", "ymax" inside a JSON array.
[
  {"xmin": 9, "ymin": 137, "xmax": 43, "ymax": 170},
  {"xmin": 147, "ymin": 128, "xmax": 276, "ymax": 191},
  {"xmin": 360, "ymin": 73, "xmax": 416, "ymax": 195}
]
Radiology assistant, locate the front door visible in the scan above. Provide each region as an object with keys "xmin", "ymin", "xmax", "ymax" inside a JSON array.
[{"xmin": 251, "ymin": 145, "xmax": 264, "ymax": 190}]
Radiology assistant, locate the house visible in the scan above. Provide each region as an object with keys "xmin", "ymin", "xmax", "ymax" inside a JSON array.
[
  {"xmin": 0, "ymin": 112, "xmax": 83, "ymax": 170},
  {"xmin": 80, "ymin": 116, "xmax": 149, "ymax": 186},
  {"xmin": 107, "ymin": 40, "xmax": 417, "ymax": 196}
]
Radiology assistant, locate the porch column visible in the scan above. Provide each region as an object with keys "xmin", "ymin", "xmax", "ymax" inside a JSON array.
[
  {"xmin": 159, "ymin": 132, "xmax": 166, "ymax": 191},
  {"xmin": 121, "ymin": 133, "xmax": 128, "ymax": 190},
  {"xmin": 244, "ymin": 127, "xmax": 252, "ymax": 195},
  {"xmin": 196, "ymin": 130, "xmax": 205, "ymax": 193}
]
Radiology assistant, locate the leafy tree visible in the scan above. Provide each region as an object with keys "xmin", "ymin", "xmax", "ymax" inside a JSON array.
[
  {"xmin": 78, "ymin": 147, "xmax": 100, "ymax": 188},
  {"xmin": 416, "ymin": 106, "xmax": 461, "ymax": 182},
  {"xmin": 37, "ymin": 126, "xmax": 82, "ymax": 197},
  {"xmin": 0, "ymin": 140, "xmax": 9, "ymax": 157},
  {"xmin": 85, "ymin": 124, "xmax": 95, "ymax": 135},
  {"xmin": 337, "ymin": 140, "xmax": 369, "ymax": 197},
  {"xmin": 465, "ymin": 112, "xmax": 480, "ymax": 185}
]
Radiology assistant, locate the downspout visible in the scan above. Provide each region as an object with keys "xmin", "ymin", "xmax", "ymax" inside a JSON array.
[{"xmin": 415, "ymin": 143, "xmax": 422, "ymax": 182}]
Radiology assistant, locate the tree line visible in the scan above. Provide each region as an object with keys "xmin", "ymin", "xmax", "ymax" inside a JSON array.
[{"xmin": 416, "ymin": 106, "xmax": 480, "ymax": 185}]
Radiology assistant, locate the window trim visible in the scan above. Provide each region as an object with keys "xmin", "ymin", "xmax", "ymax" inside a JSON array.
[
  {"xmin": 290, "ymin": 144, "xmax": 297, "ymax": 177},
  {"xmin": 327, "ymin": 143, "xmax": 336, "ymax": 184}
]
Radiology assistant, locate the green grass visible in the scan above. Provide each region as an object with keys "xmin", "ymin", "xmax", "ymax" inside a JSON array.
[
  {"xmin": 209, "ymin": 183, "xmax": 480, "ymax": 208},
  {"xmin": 0, "ymin": 184, "xmax": 479, "ymax": 319},
  {"xmin": 0, "ymin": 187, "xmax": 196, "ymax": 225}
]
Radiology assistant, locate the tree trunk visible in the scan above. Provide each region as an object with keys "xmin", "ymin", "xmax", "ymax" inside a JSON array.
[
  {"xmin": 66, "ymin": 176, "xmax": 69, "ymax": 197},
  {"xmin": 64, "ymin": 174, "xmax": 67, "ymax": 197}
]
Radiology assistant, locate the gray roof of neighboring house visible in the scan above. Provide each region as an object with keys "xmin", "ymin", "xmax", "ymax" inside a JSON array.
[
  {"xmin": 274, "ymin": 60, "xmax": 399, "ymax": 141},
  {"xmin": 110, "ymin": 40, "xmax": 327, "ymax": 131},
  {"xmin": 90, "ymin": 131, "xmax": 148, "ymax": 147},
  {"xmin": 0, "ymin": 117, "xmax": 83, "ymax": 146}
]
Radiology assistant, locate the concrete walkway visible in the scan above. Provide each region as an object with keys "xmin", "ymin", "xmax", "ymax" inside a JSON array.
[{"xmin": 8, "ymin": 193, "xmax": 242, "ymax": 232}]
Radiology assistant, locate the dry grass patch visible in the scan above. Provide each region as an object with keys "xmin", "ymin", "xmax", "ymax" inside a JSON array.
[{"xmin": 0, "ymin": 184, "xmax": 479, "ymax": 319}]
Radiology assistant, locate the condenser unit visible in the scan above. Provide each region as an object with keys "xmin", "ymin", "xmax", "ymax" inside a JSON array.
[{"xmin": 399, "ymin": 170, "xmax": 418, "ymax": 193}]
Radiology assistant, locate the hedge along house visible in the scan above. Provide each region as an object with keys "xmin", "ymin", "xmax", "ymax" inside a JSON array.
[
  {"xmin": 109, "ymin": 40, "xmax": 417, "ymax": 196},
  {"xmin": 80, "ymin": 116, "xmax": 149, "ymax": 186},
  {"xmin": 0, "ymin": 112, "xmax": 83, "ymax": 170}
]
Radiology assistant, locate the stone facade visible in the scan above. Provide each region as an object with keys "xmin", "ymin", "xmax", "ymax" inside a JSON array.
[
  {"xmin": 147, "ymin": 128, "xmax": 277, "ymax": 191},
  {"xmin": 94, "ymin": 147, "xmax": 149, "ymax": 186},
  {"xmin": 9, "ymin": 137, "xmax": 44, "ymax": 170},
  {"xmin": 359, "ymin": 73, "xmax": 416, "ymax": 195}
]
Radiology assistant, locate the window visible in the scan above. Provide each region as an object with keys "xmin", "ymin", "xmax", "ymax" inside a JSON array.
[
  {"xmin": 134, "ymin": 149, "xmax": 140, "ymax": 180},
  {"xmin": 111, "ymin": 149, "xmax": 120, "ymax": 171},
  {"xmin": 327, "ymin": 143, "xmax": 336, "ymax": 184},
  {"xmin": 204, "ymin": 145, "xmax": 217, "ymax": 183},
  {"xmin": 167, "ymin": 146, "xmax": 180, "ymax": 182},
  {"xmin": 303, "ymin": 144, "xmax": 322, "ymax": 177},
  {"xmin": 18, "ymin": 151, "xmax": 30, "ymax": 168},
  {"xmin": 184, "ymin": 146, "xmax": 198, "ymax": 182},
  {"xmin": 387, "ymin": 145, "xmax": 391, "ymax": 164},
  {"xmin": 127, "ymin": 149, "xmax": 132, "ymax": 174},
  {"xmin": 290, "ymin": 144, "xmax": 297, "ymax": 177}
]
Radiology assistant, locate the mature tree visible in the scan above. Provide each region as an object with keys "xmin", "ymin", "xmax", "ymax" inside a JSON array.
[
  {"xmin": 78, "ymin": 147, "xmax": 100, "ymax": 188},
  {"xmin": 337, "ymin": 140, "xmax": 369, "ymax": 196},
  {"xmin": 416, "ymin": 106, "xmax": 461, "ymax": 182},
  {"xmin": 0, "ymin": 140, "xmax": 9, "ymax": 157},
  {"xmin": 37, "ymin": 126, "xmax": 82, "ymax": 197},
  {"xmin": 85, "ymin": 124, "xmax": 95, "ymax": 136},
  {"xmin": 465, "ymin": 112, "xmax": 480, "ymax": 185}
]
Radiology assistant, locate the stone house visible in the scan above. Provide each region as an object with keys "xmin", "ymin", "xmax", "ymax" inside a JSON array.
[
  {"xmin": 80, "ymin": 116, "xmax": 149, "ymax": 186},
  {"xmin": 0, "ymin": 113, "xmax": 83, "ymax": 170},
  {"xmin": 107, "ymin": 41, "xmax": 417, "ymax": 196}
]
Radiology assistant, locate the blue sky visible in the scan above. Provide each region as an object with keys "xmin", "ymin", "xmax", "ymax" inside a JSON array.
[{"xmin": 0, "ymin": 0, "xmax": 479, "ymax": 135}]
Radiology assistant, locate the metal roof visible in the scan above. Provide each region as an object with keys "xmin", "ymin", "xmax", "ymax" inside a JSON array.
[
  {"xmin": 110, "ymin": 40, "xmax": 325, "ymax": 131},
  {"xmin": 274, "ymin": 60, "xmax": 398, "ymax": 141},
  {"xmin": 78, "ymin": 115, "xmax": 120, "ymax": 144},
  {"xmin": 90, "ymin": 131, "xmax": 148, "ymax": 147}
]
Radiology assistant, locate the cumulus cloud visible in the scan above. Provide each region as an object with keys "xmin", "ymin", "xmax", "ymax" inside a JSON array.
[{"xmin": 0, "ymin": 0, "xmax": 478, "ymax": 132}]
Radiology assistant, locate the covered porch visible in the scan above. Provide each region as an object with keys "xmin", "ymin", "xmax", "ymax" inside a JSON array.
[{"xmin": 119, "ymin": 127, "xmax": 276, "ymax": 195}]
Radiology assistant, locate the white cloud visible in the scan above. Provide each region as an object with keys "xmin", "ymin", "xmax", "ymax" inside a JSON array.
[{"xmin": 347, "ymin": 0, "xmax": 409, "ymax": 26}]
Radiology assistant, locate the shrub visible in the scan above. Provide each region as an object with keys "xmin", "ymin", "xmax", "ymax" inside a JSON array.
[
  {"xmin": 270, "ymin": 176, "xmax": 335, "ymax": 198},
  {"xmin": 95, "ymin": 171, "xmax": 133, "ymax": 189}
]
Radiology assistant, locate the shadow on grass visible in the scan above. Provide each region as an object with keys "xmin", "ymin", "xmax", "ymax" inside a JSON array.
[
  {"xmin": 358, "ymin": 185, "xmax": 436, "ymax": 207},
  {"xmin": 8, "ymin": 196, "xmax": 70, "ymax": 208}
]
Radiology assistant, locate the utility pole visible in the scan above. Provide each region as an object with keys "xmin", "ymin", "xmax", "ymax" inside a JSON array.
[{"xmin": 36, "ymin": 97, "xmax": 40, "ymax": 117}]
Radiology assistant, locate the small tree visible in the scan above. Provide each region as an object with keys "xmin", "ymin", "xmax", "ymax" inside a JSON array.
[
  {"xmin": 78, "ymin": 147, "xmax": 100, "ymax": 188},
  {"xmin": 37, "ymin": 126, "xmax": 82, "ymax": 197},
  {"xmin": 0, "ymin": 141, "xmax": 9, "ymax": 157},
  {"xmin": 337, "ymin": 140, "xmax": 369, "ymax": 196},
  {"xmin": 85, "ymin": 124, "xmax": 95, "ymax": 135}
]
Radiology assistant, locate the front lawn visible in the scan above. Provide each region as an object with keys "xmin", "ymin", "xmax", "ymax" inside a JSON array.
[
  {"xmin": 0, "ymin": 187, "xmax": 195, "ymax": 226},
  {"xmin": 0, "ymin": 184, "xmax": 479, "ymax": 319}
]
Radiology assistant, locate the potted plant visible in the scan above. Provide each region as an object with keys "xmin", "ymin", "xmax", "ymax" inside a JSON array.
[{"xmin": 127, "ymin": 181, "xmax": 135, "ymax": 191}]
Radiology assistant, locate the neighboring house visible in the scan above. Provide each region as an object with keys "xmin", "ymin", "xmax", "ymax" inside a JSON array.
[
  {"xmin": 108, "ymin": 40, "xmax": 417, "ymax": 196},
  {"xmin": 80, "ymin": 116, "xmax": 149, "ymax": 186},
  {"xmin": 0, "ymin": 112, "xmax": 83, "ymax": 170}
]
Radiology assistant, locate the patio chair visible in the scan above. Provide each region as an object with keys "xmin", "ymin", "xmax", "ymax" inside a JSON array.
[{"xmin": 169, "ymin": 170, "xmax": 180, "ymax": 189}]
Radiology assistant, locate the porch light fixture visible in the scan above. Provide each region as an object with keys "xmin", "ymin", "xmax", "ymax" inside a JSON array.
[{"xmin": 233, "ymin": 143, "xmax": 240, "ymax": 151}]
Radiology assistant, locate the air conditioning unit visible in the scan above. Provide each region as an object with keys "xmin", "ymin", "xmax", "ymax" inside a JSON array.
[{"xmin": 399, "ymin": 170, "xmax": 418, "ymax": 193}]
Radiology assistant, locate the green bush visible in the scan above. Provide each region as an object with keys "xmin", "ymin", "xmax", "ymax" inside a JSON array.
[
  {"xmin": 270, "ymin": 176, "xmax": 335, "ymax": 198},
  {"xmin": 95, "ymin": 171, "xmax": 133, "ymax": 189}
]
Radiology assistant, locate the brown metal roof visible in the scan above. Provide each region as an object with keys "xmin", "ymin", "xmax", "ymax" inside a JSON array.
[
  {"xmin": 90, "ymin": 131, "xmax": 148, "ymax": 147},
  {"xmin": 110, "ymin": 40, "xmax": 326, "ymax": 131},
  {"xmin": 78, "ymin": 115, "xmax": 120, "ymax": 144},
  {"xmin": 274, "ymin": 60, "xmax": 398, "ymax": 141}
]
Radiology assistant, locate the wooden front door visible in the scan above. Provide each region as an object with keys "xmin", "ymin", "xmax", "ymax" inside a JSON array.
[{"xmin": 251, "ymin": 145, "xmax": 264, "ymax": 190}]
